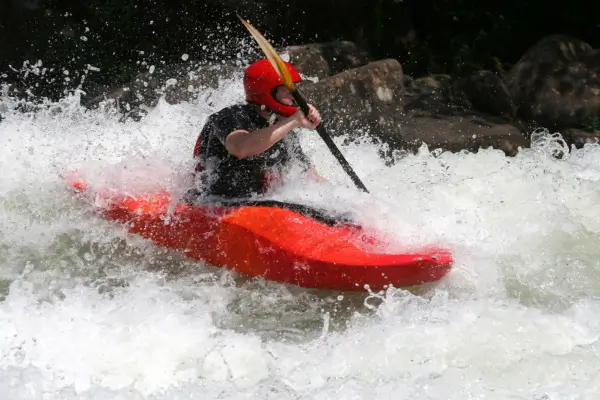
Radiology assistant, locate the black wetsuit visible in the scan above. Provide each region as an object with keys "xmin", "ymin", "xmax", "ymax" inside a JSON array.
[{"xmin": 189, "ymin": 103, "xmax": 312, "ymax": 199}]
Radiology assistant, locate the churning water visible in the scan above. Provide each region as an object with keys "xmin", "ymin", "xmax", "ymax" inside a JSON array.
[{"xmin": 2, "ymin": 69, "xmax": 600, "ymax": 399}]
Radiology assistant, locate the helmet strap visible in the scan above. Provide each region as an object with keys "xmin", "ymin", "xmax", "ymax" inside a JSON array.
[{"xmin": 248, "ymin": 101, "xmax": 278, "ymax": 125}]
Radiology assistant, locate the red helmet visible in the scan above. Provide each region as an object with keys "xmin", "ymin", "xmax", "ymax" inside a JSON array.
[{"xmin": 243, "ymin": 58, "xmax": 302, "ymax": 117}]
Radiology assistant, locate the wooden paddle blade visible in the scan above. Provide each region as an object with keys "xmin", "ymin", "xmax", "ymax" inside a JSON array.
[{"xmin": 237, "ymin": 15, "xmax": 297, "ymax": 92}]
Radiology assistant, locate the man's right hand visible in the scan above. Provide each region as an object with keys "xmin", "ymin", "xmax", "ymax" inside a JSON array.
[{"xmin": 293, "ymin": 104, "xmax": 321, "ymax": 130}]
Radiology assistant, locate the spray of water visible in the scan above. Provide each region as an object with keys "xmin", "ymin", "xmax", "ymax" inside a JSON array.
[{"xmin": 2, "ymin": 58, "xmax": 600, "ymax": 398}]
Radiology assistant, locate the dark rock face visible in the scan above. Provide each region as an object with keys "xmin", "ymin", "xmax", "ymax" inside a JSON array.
[
  {"xmin": 453, "ymin": 70, "xmax": 516, "ymax": 120},
  {"xmin": 298, "ymin": 59, "xmax": 405, "ymax": 136},
  {"xmin": 504, "ymin": 35, "xmax": 600, "ymax": 130},
  {"xmin": 284, "ymin": 41, "xmax": 372, "ymax": 79},
  {"xmin": 299, "ymin": 60, "xmax": 527, "ymax": 156},
  {"xmin": 391, "ymin": 111, "xmax": 527, "ymax": 157}
]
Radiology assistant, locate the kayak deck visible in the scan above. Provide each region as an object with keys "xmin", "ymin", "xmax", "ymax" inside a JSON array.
[{"xmin": 69, "ymin": 179, "xmax": 453, "ymax": 291}]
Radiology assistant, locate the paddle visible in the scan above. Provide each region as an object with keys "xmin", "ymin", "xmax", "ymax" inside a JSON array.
[{"xmin": 237, "ymin": 16, "xmax": 370, "ymax": 194}]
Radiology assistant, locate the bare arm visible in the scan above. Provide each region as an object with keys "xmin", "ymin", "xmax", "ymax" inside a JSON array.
[
  {"xmin": 225, "ymin": 104, "xmax": 321, "ymax": 159},
  {"xmin": 225, "ymin": 116, "xmax": 300, "ymax": 159}
]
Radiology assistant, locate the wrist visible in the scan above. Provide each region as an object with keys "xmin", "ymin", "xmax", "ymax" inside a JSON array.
[{"xmin": 285, "ymin": 115, "xmax": 301, "ymax": 129}]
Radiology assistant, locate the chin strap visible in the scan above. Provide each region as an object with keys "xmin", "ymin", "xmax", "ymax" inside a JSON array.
[
  {"xmin": 268, "ymin": 112, "xmax": 278, "ymax": 125},
  {"xmin": 255, "ymin": 103, "xmax": 294, "ymax": 126}
]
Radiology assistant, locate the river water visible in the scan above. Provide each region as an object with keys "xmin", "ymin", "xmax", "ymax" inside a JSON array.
[{"xmin": 2, "ymin": 71, "xmax": 600, "ymax": 399}]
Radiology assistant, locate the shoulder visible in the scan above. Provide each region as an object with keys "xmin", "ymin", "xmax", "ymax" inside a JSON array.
[
  {"xmin": 201, "ymin": 103, "xmax": 260, "ymax": 143},
  {"xmin": 209, "ymin": 103, "xmax": 256, "ymax": 125}
]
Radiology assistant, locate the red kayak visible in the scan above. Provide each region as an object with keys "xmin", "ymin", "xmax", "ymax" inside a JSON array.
[{"xmin": 67, "ymin": 176, "xmax": 453, "ymax": 291}]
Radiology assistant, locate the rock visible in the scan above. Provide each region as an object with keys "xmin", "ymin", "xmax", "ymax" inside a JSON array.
[
  {"xmin": 504, "ymin": 34, "xmax": 600, "ymax": 130},
  {"xmin": 282, "ymin": 41, "xmax": 371, "ymax": 79},
  {"xmin": 408, "ymin": 74, "xmax": 453, "ymax": 96},
  {"xmin": 392, "ymin": 111, "xmax": 528, "ymax": 157},
  {"xmin": 300, "ymin": 60, "xmax": 527, "ymax": 156},
  {"xmin": 453, "ymin": 70, "xmax": 516, "ymax": 120},
  {"xmin": 586, "ymin": 48, "xmax": 600, "ymax": 67},
  {"xmin": 298, "ymin": 58, "xmax": 404, "ymax": 137},
  {"xmin": 403, "ymin": 74, "xmax": 455, "ymax": 114},
  {"xmin": 561, "ymin": 128, "xmax": 600, "ymax": 148}
]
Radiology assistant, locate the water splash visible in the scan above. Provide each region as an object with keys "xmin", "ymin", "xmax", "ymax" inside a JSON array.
[{"xmin": 2, "ymin": 69, "xmax": 600, "ymax": 398}]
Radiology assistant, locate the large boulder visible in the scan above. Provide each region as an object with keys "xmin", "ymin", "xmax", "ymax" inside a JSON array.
[
  {"xmin": 283, "ymin": 41, "xmax": 371, "ymax": 79},
  {"xmin": 300, "ymin": 60, "xmax": 528, "ymax": 156},
  {"xmin": 504, "ymin": 35, "xmax": 600, "ymax": 130},
  {"xmin": 453, "ymin": 70, "xmax": 517, "ymax": 120},
  {"xmin": 299, "ymin": 58, "xmax": 405, "ymax": 136},
  {"xmin": 391, "ymin": 111, "xmax": 528, "ymax": 157}
]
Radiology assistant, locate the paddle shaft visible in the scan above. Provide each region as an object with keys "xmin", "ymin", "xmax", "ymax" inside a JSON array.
[{"xmin": 291, "ymin": 91, "xmax": 369, "ymax": 193}]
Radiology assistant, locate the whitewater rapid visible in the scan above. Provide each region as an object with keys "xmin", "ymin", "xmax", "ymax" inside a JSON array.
[{"xmin": 2, "ymin": 71, "xmax": 600, "ymax": 399}]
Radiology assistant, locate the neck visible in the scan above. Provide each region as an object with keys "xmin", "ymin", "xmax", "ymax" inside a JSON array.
[
  {"xmin": 252, "ymin": 105, "xmax": 279, "ymax": 126},
  {"xmin": 251, "ymin": 104, "xmax": 272, "ymax": 120}
]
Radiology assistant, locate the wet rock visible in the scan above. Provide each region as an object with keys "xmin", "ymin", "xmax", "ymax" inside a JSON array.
[
  {"xmin": 504, "ymin": 35, "xmax": 600, "ymax": 130},
  {"xmin": 298, "ymin": 58, "xmax": 404, "ymax": 136},
  {"xmin": 453, "ymin": 70, "xmax": 516, "ymax": 120},
  {"xmin": 403, "ymin": 74, "xmax": 455, "ymax": 115},
  {"xmin": 392, "ymin": 110, "xmax": 528, "ymax": 157},
  {"xmin": 282, "ymin": 41, "xmax": 371, "ymax": 79},
  {"xmin": 300, "ymin": 60, "xmax": 528, "ymax": 156},
  {"xmin": 408, "ymin": 74, "xmax": 453, "ymax": 97},
  {"xmin": 560, "ymin": 128, "xmax": 600, "ymax": 148}
]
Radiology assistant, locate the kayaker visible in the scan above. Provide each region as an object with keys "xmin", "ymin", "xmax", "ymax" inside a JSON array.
[{"xmin": 187, "ymin": 58, "xmax": 326, "ymax": 201}]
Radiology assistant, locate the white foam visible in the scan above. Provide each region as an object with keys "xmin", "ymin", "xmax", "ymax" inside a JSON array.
[{"xmin": 2, "ymin": 69, "xmax": 600, "ymax": 399}]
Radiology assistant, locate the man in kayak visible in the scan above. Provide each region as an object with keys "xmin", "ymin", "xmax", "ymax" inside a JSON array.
[{"xmin": 188, "ymin": 58, "xmax": 326, "ymax": 200}]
